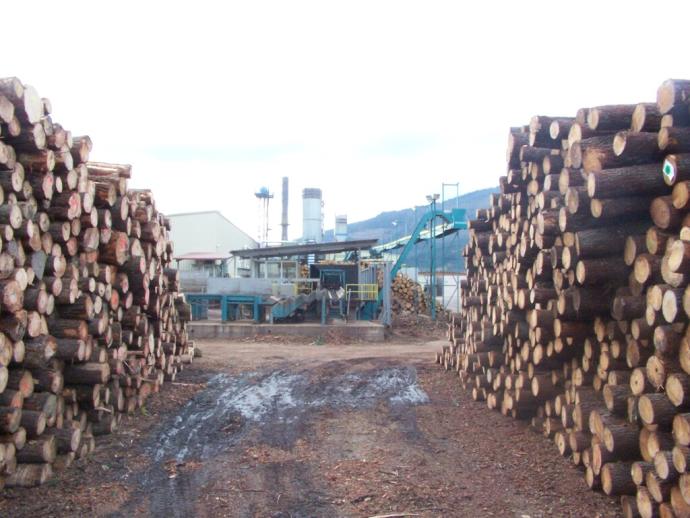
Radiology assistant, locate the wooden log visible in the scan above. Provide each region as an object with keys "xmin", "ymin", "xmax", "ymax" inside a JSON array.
[
  {"xmin": 601, "ymin": 462, "xmax": 636, "ymax": 495},
  {"xmin": 16, "ymin": 436, "xmax": 56, "ymax": 463},
  {"xmin": 673, "ymin": 445, "xmax": 690, "ymax": 473},
  {"xmin": 671, "ymin": 485, "xmax": 690, "ymax": 517},
  {"xmin": 0, "ymin": 407, "xmax": 21, "ymax": 434},
  {"xmin": 639, "ymin": 393, "xmax": 677, "ymax": 428},
  {"xmin": 588, "ymin": 105, "xmax": 636, "ymax": 131},
  {"xmin": 47, "ymin": 318, "xmax": 88, "ymax": 340},
  {"xmin": 663, "ymin": 153, "xmax": 690, "ymax": 186},
  {"xmin": 587, "ymin": 163, "xmax": 669, "ymax": 198},
  {"xmin": 576, "ymin": 258, "xmax": 630, "ymax": 285},
  {"xmin": 647, "ymin": 355, "xmax": 680, "ymax": 390},
  {"xmin": 646, "ymin": 470, "xmax": 673, "ymax": 503},
  {"xmin": 580, "ymin": 133, "xmax": 659, "ymax": 172},
  {"xmin": 673, "ymin": 413, "xmax": 690, "ymax": 446},
  {"xmin": 0, "ymin": 279, "xmax": 23, "ymax": 313},
  {"xmin": 63, "ymin": 362, "xmax": 110, "ymax": 385},
  {"xmin": 53, "ymin": 451, "xmax": 76, "ymax": 472},
  {"xmin": 604, "ymin": 384, "xmax": 631, "ymax": 416},
  {"xmin": 613, "ymin": 131, "xmax": 661, "ymax": 161},
  {"xmin": 591, "ymin": 196, "xmax": 653, "ymax": 219},
  {"xmin": 43, "ymin": 426, "xmax": 80, "ymax": 453},
  {"xmin": 632, "ymin": 460, "xmax": 656, "ymax": 486},
  {"xmin": 662, "ymin": 287, "xmax": 685, "ymax": 322},
  {"xmin": 99, "ymin": 231, "xmax": 129, "ymax": 266},
  {"xmin": 669, "ymin": 240, "xmax": 690, "ymax": 275},
  {"xmin": 19, "ymin": 409, "xmax": 45, "ymax": 438},
  {"xmin": 681, "ymin": 473, "xmax": 690, "ymax": 513},
  {"xmin": 4, "ymin": 462, "xmax": 52, "ymax": 487},
  {"xmin": 604, "ymin": 422, "xmax": 640, "ymax": 459},
  {"xmin": 666, "ymin": 373, "xmax": 690, "ymax": 407},
  {"xmin": 22, "ymin": 392, "xmax": 56, "ymax": 418},
  {"xmin": 26, "ymin": 365, "xmax": 62, "ymax": 394},
  {"xmin": 53, "ymin": 338, "xmax": 85, "ymax": 361},
  {"xmin": 657, "ymin": 79, "xmax": 690, "ymax": 115},
  {"xmin": 575, "ymin": 225, "xmax": 645, "ymax": 259},
  {"xmin": 653, "ymin": 325, "xmax": 683, "ymax": 358},
  {"xmin": 633, "ymin": 103, "xmax": 663, "ymax": 133},
  {"xmin": 621, "ymin": 495, "xmax": 641, "ymax": 518},
  {"xmin": 659, "ymin": 127, "xmax": 690, "ymax": 153},
  {"xmin": 6, "ymin": 369, "xmax": 33, "ymax": 397},
  {"xmin": 0, "ymin": 389, "xmax": 23, "ymax": 409},
  {"xmin": 654, "ymin": 450, "xmax": 678, "ymax": 482},
  {"xmin": 651, "ymin": 195, "xmax": 684, "ymax": 230}
]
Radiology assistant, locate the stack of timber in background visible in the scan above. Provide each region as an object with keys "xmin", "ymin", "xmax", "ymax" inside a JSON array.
[
  {"xmin": 391, "ymin": 273, "xmax": 428, "ymax": 315},
  {"xmin": 438, "ymin": 78, "xmax": 690, "ymax": 517},
  {"xmin": 372, "ymin": 266, "xmax": 430, "ymax": 316},
  {"xmin": 0, "ymin": 77, "xmax": 192, "ymax": 489}
]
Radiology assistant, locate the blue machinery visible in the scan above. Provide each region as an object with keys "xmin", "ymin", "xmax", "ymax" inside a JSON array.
[
  {"xmin": 372, "ymin": 207, "xmax": 467, "ymax": 278},
  {"xmin": 186, "ymin": 289, "xmax": 335, "ymax": 324},
  {"xmin": 186, "ymin": 206, "xmax": 467, "ymax": 324},
  {"xmin": 371, "ymin": 206, "xmax": 467, "ymax": 318},
  {"xmin": 186, "ymin": 294, "xmax": 263, "ymax": 322}
]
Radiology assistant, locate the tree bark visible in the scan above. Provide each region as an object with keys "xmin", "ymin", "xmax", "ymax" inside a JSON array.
[{"xmin": 587, "ymin": 163, "xmax": 668, "ymax": 198}]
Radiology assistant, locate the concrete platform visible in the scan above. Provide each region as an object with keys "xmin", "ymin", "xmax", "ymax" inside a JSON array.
[{"xmin": 188, "ymin": 321, "xmax": 386, "ymax": 342}]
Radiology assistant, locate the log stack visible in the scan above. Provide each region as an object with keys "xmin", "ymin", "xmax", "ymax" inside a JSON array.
[
  {"xmin": 438, "ymin": 78, "xmax": 690, "ymax": 517},
  {"xmin": 391, "ymin": 273, "xmax": 428, "ymax": 314},
  {"xmin": 0, "ymin": 77, "xmax": 192, "ymax": 489}
]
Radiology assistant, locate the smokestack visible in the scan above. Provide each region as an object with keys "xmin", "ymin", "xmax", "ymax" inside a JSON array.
[
  {"xmin": 302, "ymin": 188, "xmax": 323, "ymax": 243},
  {"xmin": 281, "ymin": 176, "xmax": 289, "ymax": 242},
  {"xmin": 335, "ymin": 215, "xmax": 348, "ymax": 242}
]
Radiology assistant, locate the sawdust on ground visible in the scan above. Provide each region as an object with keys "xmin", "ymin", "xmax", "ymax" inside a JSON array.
[{"xmin": 0, "ymin": 336, "xmax": 621, "ymax": 518}]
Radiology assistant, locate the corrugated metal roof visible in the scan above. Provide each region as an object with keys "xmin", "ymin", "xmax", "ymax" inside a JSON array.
[
  {"xmin": 174, "ymin": 252, "xmax": 232, "ymax": 261},
  {"xmin": 230, "ymin": 239, "xmax": 378, "ymax": 258}
]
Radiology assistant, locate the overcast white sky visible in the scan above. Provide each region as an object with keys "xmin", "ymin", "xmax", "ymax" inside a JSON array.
[{"xmin": 4, "ymin": 1, "xmax": 690, "ymax": 242}]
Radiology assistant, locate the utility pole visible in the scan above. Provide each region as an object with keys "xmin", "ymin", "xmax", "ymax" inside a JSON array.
[{"xmin": 426, "ymin": 193, "xmax": 439, "ymax": 320}]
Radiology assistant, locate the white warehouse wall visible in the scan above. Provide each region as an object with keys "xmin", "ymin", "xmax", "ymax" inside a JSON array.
[{"xmin": 168, "ymin": 211, "xmax": 257, "ymax": 275}]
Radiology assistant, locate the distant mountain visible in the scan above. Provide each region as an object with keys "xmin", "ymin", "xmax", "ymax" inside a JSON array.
[{"xmin": 325, "ymin": 186, "xmax": 497, "ymax": 271}]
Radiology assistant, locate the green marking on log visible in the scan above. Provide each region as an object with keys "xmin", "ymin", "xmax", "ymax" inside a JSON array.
[{"xmin": 663, "ymin": 161, "xmax": 675, "ymax": 183}]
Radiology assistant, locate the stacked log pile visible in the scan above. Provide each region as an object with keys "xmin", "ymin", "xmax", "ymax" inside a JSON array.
[
  {"xmin": 438, "ymin": 78, "xmax": 690, "ymax": 517},
  {"xmin": 0, "ymin": 77, "xmax": 192, "ymax": 488},
  {"xmin": 391, "ymin": 273, "xmax": 428, "ymax": 314}
]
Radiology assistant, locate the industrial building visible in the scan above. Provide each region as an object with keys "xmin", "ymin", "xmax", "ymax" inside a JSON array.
[
  {"xmin": 180, "ymin": 187, "xmax": 466, "ymax": 341},
  {"xmin": 168, "ymin": 210, "xmax": 257, "ymax": 280},
  {"xmin": 169, "ymin": 179, "xmax": 466, "ymax": 344}
]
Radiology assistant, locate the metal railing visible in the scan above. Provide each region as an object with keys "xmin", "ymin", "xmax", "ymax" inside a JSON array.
[
  {"xmin": 293, "ymin": 278, "xmax": 320, "ymax": 295},
  {"xmin": 345, "ymin": 284, "xmax": 378, "ymax": 301}
]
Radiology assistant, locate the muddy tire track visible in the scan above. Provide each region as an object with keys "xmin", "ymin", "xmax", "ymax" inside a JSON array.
[{"xmin": 113, "ymin": 359, "xmax": 430, "ymax": 516}]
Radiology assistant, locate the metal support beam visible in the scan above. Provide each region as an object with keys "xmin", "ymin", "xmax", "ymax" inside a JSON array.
[
  {"xmin": 429, "ymin": 197, "xmax": 437, "ymax": 321},
  {"xmin": 381, "ymin": 261, "xmax": 392, "ymax": 326}
]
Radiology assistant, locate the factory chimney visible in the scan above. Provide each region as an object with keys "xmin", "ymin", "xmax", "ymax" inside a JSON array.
[
  {"xmin": 335, "ymin": 215, "xmax": 348, "ymax": 242},
  {"xmin": 281, "ymin": 177, "xmax": 289, "ymax": 242}
]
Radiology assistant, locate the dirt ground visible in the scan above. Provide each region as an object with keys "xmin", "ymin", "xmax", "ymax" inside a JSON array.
[{"xmin": 0, "ymin": 336, "xmax": 622, "ymax": 518}]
